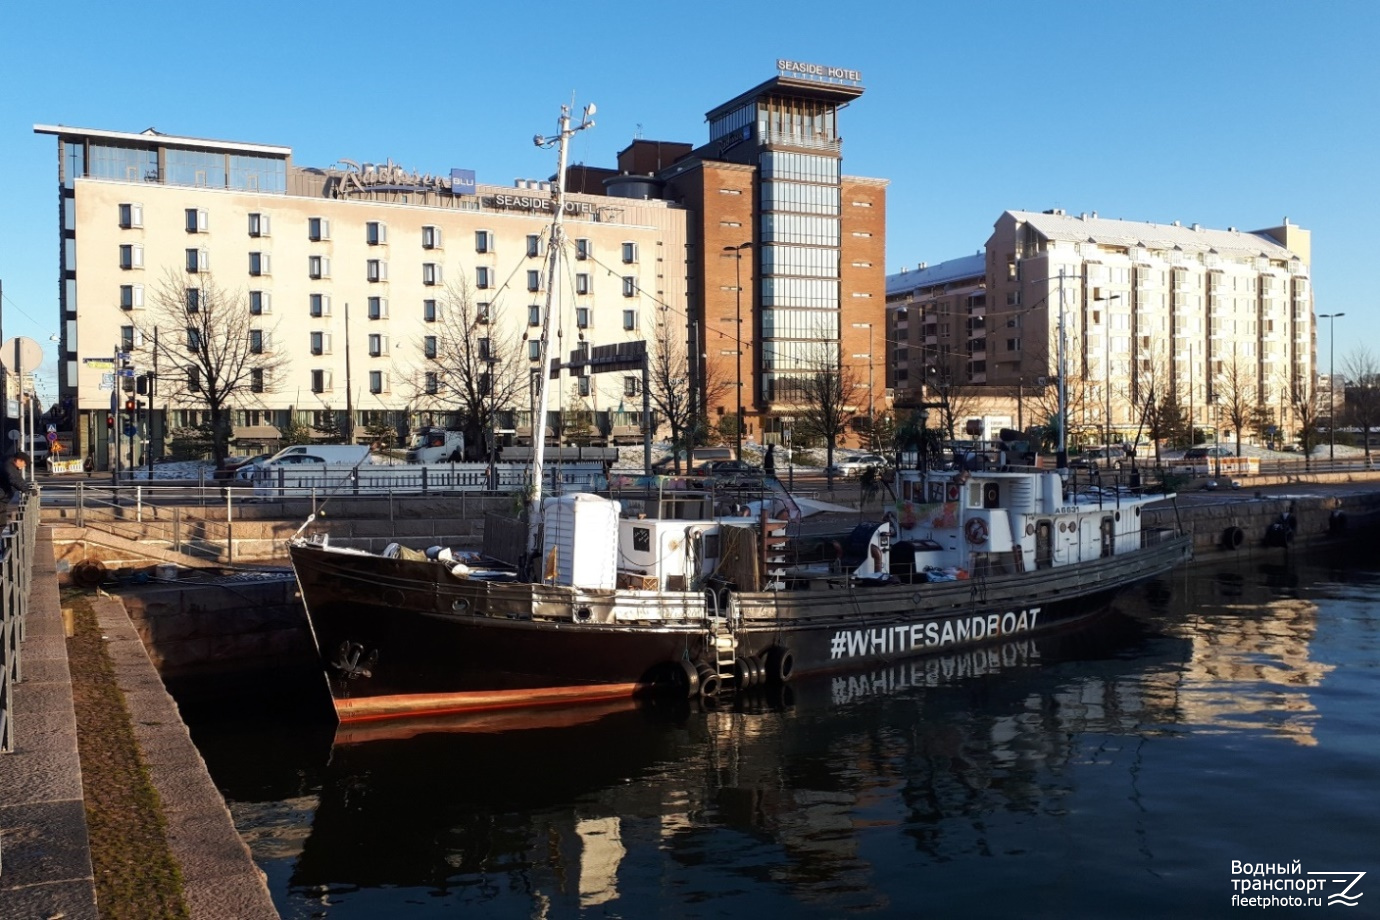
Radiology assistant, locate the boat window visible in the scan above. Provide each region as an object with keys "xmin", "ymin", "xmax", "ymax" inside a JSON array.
[{"xmin": 633, "ymin": 527, "xmax": 651, "ymax": 552}]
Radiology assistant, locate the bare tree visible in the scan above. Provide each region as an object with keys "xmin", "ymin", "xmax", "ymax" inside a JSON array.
[
  {"xmin": 137, "ymin": 269, "xmax": 288, "ymax": 467},
  {"xmin": 419, "ymin": 278, "xmax": 523, "ymax": 460},
  {"xmin": 788, "ymin": 338, "xmax": 859, "ymax": 480},
  {"xmin": 1213, "ymin": 354, "xmax": 1258, "ymax": 458},
  {"xmin": 647, "ymin": 315, "xmax": 732, "ymax": 471},
  {"xmin": 1285, "ymin": 373, "xmax": 1323, "ymax": 467},
  {"xmin": 1342, "ymin": 346, "xmax": 1380, "ymax": 462}
]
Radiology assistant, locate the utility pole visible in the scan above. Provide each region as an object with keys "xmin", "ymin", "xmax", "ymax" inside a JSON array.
[{"xmin": 343, "ymin": 302, "xmax": 354, "ymax": 445}]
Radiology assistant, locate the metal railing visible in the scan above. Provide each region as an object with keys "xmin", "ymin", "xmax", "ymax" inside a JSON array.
[{"xmin": 1, "ymin": 493, "xmax": 42, "ymax": 753}]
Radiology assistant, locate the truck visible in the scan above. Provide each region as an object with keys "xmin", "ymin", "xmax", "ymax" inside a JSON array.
[{"xmin": 405, "ymin": 427, "xmax": 466, "ymax": 464}]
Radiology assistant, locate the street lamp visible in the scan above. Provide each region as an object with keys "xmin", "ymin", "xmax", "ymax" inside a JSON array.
[
  {"xmin": 852, "ymin": 321, "xmax": 874, "ymax": 449},
  {"xmin": 724, "ymin": 242, "xmax": 751, "ymax": 457},
  {"xmin": 1320, "ymin": 312, "xmax": 1345, "ymax": 463},
  {"xmin": 1094, "ymin": 291, "xmax": 1121, "ymax": 465}
]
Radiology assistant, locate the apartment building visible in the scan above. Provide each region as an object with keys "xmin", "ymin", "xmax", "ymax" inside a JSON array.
[{"xmin": 888, "ymin": 209, "xmax": 1314, "ymax": 445}]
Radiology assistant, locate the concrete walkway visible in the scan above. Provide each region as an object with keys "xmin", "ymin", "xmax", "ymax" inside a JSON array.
[{"xmin": 0, "ymin": 529, "xmax": 278, "ymax": 919}]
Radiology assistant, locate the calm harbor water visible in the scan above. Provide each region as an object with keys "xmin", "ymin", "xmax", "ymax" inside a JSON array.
[{"xmin": 186, "ymin": 544, "xmax": 1380, "ymax": 919}]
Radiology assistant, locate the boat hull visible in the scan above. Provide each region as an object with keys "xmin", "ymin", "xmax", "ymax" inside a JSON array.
[{"xmin": 290, "ymin": 533, "xmax": 1191, "ymax": 722}]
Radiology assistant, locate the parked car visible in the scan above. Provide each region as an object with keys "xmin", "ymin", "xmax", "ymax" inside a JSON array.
[
  {"xmin": 693, "ymin": 459, "xmax": 763, "ymax": 488},
  {"xmin": 825, "ymin": 454, "xmax": 888, "ymax": 478},
  {"xmin": 1182, "ymin": 447, "xmax": 1234, "ymax": 461}
]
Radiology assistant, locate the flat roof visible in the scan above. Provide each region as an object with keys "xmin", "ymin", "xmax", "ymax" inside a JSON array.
[
  {"xmin": 705, "ymin": 75, "xmax": 865, "ymax": 122},
  {"xmin": 33, "ymin": 124, "xmax": 291, "ymax": 158}
]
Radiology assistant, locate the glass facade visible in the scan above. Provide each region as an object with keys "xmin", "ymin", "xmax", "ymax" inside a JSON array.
[
  {"xmin": 756, "ymin": 146, "xmax": 842, "ymax": 406},
  {"xmin": 88, "ymin": 144, "xmax": 158, "ymax": 183}
]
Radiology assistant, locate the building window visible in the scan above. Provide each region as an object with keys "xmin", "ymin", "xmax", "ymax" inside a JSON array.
[
  {"xmin": 369, "ymin": 370, "xmax": 387, "ymax": 394},
  {"xmin": 185, "ymin": 208, "xmax": 208, "ymax": 233},
  {"xmin": 250, "ymin": 368, "xmax": 265, "ymax": 393},
  {"xmin": 622, "ymin": 276, "xmax": 636, "ymax": 297},
  {"xmin": 308, "ymin": 217, "xmax": 329, "ymax": 241},
  {"xmin": 623, "ymin": 309, "xmax": 637, "ymax": 330},
  {"xmin": 185, "ymin": 249, "xmax": 208, "ymax": 273},
  {"xmin": 529, "ymin": 340, "xmax": 541, "ymax": 361},
  {"xmin": 186, "ymin": 327, "xmax": 202, "ymax": 351},
  {"xmin": 475, "ymin": 229, "xmax": 493, "ymax": 253},
  {"xmin": 366, "ymin": 221, "xmax": 387, "ymax": 245},
  {"xmin": 422, "ymin": 263, "xmax": 441, "ymax": 286},
  {"xmin": 478, "ymin": 337, "xmax": 491, "ymax": 360},
  {"xmin": 476, "ymin": 302, "xmax": 490, "ymax": 324},
  {"xmin": 367, "ymin": 297, "xmax": 387, "ymax": 320},
  {"xmin": 576, "ymin": 307, "xmax": 590, "ymax": 329},
  {"xmin": 424, "ymin": 372, "xmax": 439, "ymax": 395},
  {"xmin": 311, "ymin": 369, "xmax": 332, "ymax": 393},
  {"xmin": 527, "ymin": 270, "xmax": 542, "ymax": 292},
  {"xmin": 575, "ymin": 273, "xmax": 590, "ymax": 295},
  {"xmin": 118, "ymin": 203, "xmax": 143, "ymax": 229},
  {"xmin": 368, "ymin": 334, "xmax": 387, "ymax": 357},
  {"xmin": 187, "ymin": 366, "xmax": 201, "ymax": 392},
  {"xmin": 578, "ymin": 376, "xmax": 590, "ymax": 397},
  {"xmin": 1006, "ymin": 338, "xmax": 1021, "ymax": 351},
  {"xmin": 308, "ymin": 255, "xmax": 330, "ymax": 280},
  {"xmin": 529, "ymin": 305, "xmax": 541, "ymax": 326},
  {"xmin": 624, "ymin": 376, "xmax": 639, "ymax": 397},
  {"xmin": 310, "ymin": 331, "xmax": 330, "ymax": 356},
  {"xmin": 423, "ymin": 299, "xmax": 438, "ymax": 323},
  {"xmin": 526, "ymin": 234, "xmax": 542, "ymax": 258},
  {"xmin": 621, "ymin": 241, "xmax": 638, "ymax": 263},
  {"xmin": 249, "ymin": 291, "xmax": 270, "ymax": 315},
  {"xmin": 249, "ymin": 330, "xmax": 264, "ymax": 354},
  {"xmin": 119, "ymin": 244, "xmax": 143, "ymax": 270},
  {"xmin": 120, "ymin": 326, "xmax": 136, "ymax": 352},
  {"xmin": 310, "ymin": 293, "xmax": 330, "ymax": 318},
  {"xmin": 424, "ymin": 336, "xmax": 438, "ymax": 359},
  {"xmin": 366, "ymin": 259, "xmax": 387, "ymax": 283},
  {"xmin": 476, "ymin": 266, "xmax": 491, "ymax": 289},
  {"xmin": 184, "ymin": 288, "xmax": 200, "ymax": 313},
  {"xmin": 421, "ymin": 225, "xmax": 442, "ymax": 250},
  {"xmin": 575, "ymin": 238, "xmax": 589, "ymax": 261},
  {"xmin": 248, "ymin": 252, "xmax": 270, "ymax": 276},
  {"xmin": 247, "ymin": 212, "xmax": 269, "ymax": 237},
  {"xmin": 120, "ymin": 283, "xmax": 144, "ymax": 311}
]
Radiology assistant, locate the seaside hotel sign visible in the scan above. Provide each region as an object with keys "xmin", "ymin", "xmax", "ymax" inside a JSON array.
[
  {"xmin": 776, "ymin": 59, "xmax": 862, "ymax": 85},
  {"xmin": 334, "ymin": 159, "xmax": 476, "ymax": 196}
]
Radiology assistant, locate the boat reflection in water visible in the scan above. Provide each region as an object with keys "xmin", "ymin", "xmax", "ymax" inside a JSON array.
[
  {"xmin": 205, "ymin": 549, "xmax": 1379, "ymax": 918},
  {"xmin": 280, "ymin": 609, "xmax": 1193, "ymax": 914}
]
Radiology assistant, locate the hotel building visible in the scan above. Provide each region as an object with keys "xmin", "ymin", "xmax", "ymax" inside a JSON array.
[
  {"xmin": 887, "ymin": 210, "xmax": 1315, "ymax": 445},
  {"xmin": 35, "ymin": 62, "xmax": 886, "ymax": 468}
]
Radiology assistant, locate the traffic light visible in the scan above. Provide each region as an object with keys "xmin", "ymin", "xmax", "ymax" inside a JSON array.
[
  {"xmin": 125, "ymin": 399, "xmax": 136, "ymax": 413},
  {"xmin": 106, "ymin": 414, "xmax": 114, "ymax": 429}
]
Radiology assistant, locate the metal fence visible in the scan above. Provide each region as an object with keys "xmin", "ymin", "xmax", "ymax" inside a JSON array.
[{"xmin": 1, "ymin": 493, "xmax": 42, "ymax": 753}]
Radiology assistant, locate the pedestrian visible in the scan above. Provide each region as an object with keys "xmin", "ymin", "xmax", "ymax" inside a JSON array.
[
  {"xmin": 0, "ymin": 451, "xmax": 35, "ymax": 502},
  {"xmin": 764, "ymin": 444, "xmax": 776, "ymax": 478}
]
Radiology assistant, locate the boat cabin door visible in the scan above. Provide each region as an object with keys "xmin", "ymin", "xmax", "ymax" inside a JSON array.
[
  {"xmin": 1035, "ymin": 520, "xmax": 1053, "ymax": 569},
  {"xmin": 1100, "ymin": 516, "xmax": 1115, "ymax": 558}
]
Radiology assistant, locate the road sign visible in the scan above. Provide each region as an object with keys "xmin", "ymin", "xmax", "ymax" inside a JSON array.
[
  {"xmin": 47, "ymin": 423, "xmax": 56, "ymax": 434},
  {"xmin": 124, "ymin": 425, "xmax": 137, "ymax": 437},
  {"xmin": 83, "ymin": 358, "xmax": 115, "ymax": 369},
  {"xmin": 117, "ymin": 368, "xmax": 136, "ymax": 378},
  {"xmin": 99, "ymin": 373, "xmax": 114, "ymax": 391}
]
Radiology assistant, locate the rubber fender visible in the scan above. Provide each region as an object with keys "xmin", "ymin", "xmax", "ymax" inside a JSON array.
[
  {"xmin": 766, "ymin": 645, "xmax": 795, "ymax": 685},
  {"xmin": 1221, "ymin": 526, "xmax": 1245, "ymax": 550}
]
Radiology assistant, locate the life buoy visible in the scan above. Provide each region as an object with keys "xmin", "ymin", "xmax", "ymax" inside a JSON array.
[{"xmin": 964, "ymin": 518, "xmax": 989, "ymax": 545}]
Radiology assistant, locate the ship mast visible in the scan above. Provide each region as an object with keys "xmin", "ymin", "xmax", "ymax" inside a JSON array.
[{"xmin": 527, "ymin": 101, "xmax": 596, "ymax": 582}]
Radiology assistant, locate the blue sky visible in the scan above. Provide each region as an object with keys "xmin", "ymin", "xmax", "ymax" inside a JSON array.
[{"xmin": 3, "ymin": 0, "xmax": 1377, "ymax": 400}]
